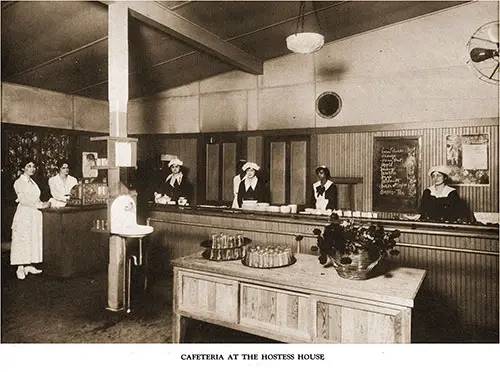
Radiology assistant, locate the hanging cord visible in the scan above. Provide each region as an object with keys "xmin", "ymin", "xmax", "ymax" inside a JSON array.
[
  {"xmin": 295, "ymin": 1, "xmax": 325, "ymax": 35},
  {"xmin": 295, "ymin": 1, "xmax": 306, "ymax": 35},
  {"xmin": 311, "ymin": 1, "xmax": 325, "ymax": 35}
]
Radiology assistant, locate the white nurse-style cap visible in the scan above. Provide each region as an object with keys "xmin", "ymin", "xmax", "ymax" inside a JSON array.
[
  {"xmin": 242, "ymin": 161, "xmax": 260, "ymax": 171},
  {"xmin": 428, "ymin": 165, "xmax": 451, "ymax": 177},
  {"xmin": 168, "ymin": 158, "xmax": 183, "ymax": 167}
]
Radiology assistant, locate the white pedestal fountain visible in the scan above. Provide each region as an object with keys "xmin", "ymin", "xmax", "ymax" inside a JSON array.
[{"xmin": 110, "ymin": 195, "xmax": 154, "ymax": 313}]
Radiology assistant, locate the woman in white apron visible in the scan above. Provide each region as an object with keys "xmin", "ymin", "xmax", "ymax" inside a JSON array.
[
  {"xmin": 48, "ymin": 160, "xmax": 78, "ymax": 208},
  {"xmin": 311, "ymin": 165, "xmax": 338, "ymax": 211},
  {"xmin": 11, "ymin": 158, "xmax": 49, "ymax": 279},
  {"xmin": 231, "ymin": 159, "xmax": 246, "ymax": 208}
]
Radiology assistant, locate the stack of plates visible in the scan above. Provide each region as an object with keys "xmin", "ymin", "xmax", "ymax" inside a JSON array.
[
  {"xmin": 266, "ymin": 206, "xmax": 280, "ymax": 213},
  {"xmin": 242, "ymin": 200, "xmax": 258, "ymax": 210},
  {"xmin": 256, "ymin": 202, "xmax": 270, "ymax": 211}
]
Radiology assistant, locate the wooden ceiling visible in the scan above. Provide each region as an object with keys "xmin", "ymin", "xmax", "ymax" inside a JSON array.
[{"xmin": 1, "ymin": 1, "xmax": 467, "ymax": 100}]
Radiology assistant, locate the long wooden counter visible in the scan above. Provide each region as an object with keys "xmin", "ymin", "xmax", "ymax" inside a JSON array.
[
  {"xmin": 42, "ymin": 205, "xmax": 108, "ymax": 278},
  {"xmin": 172, "ymin": 252, "xmax": 426, "ymax": 343},
  {"xmin": 147, "ymin": 205, "xmax": 499, "ymax": 342}
]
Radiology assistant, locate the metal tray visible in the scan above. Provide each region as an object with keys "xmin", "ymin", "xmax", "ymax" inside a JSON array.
[
  {"xmin": 202, "ymin": 249, "xmax": 244, "ymax": 261},
  {"xmin": 241, "ymin": 256, "xmax": 297, "ymax": 269},
  {"xmin": 200, "ymin": 237, "xmax": 252, "ymax": 249}
]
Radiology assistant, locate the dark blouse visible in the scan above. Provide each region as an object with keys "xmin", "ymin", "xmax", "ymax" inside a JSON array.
[
  {"xmin": 158, "ymin": 176, "xmax": 193, "ymax": 203},
  {"xmin": 237, "ymin": 178, "xmax": 267, "ymax": 207},
  {"xmin": 310, "ymin": 180, "xmax": 338, "ymax": 210},
  {"xmin": 419, "ymin": 187, "xmax": 467, "ymax": 222}
]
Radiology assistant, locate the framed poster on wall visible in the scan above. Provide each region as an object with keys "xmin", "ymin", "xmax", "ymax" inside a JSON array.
[
  {"xmin": 373, "ymin": 136, "xmax": 420, "ymax": 212},
  {"xmin": 82, "ymin": 152, "xmax": 98, "ymax": 178},
  {"xmin": 446, "ymin": 134, "xmax": 489, "ymax": 185}
]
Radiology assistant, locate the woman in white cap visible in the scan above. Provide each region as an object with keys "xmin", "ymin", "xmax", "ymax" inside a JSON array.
[
  {"xmin": 237, "ymin": 161, "xmax": 267, "ymax": 208},
  {"xmin": 311, "ymin": 165, "xmax": 337, "ymax": 211},
  {"xmin": 156, "ymin": 158, "xmax": 193, "ymax": 203},
  {"xmin": 419, "ymin": 165, "xmax": 466, "ymax": 222}
]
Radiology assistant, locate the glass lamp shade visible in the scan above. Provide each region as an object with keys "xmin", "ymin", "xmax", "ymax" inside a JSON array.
[{"xmin": 286, "ymin": 32, "xmax": 325, "ymax": 54}]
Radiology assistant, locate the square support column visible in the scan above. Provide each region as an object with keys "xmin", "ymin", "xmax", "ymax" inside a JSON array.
[{"xmin": 107, "ymin": 2, "xmax": 129, "ymax": 312}]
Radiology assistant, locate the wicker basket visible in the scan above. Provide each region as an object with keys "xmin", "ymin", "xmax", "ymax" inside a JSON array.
[{"xmin": 331, "ymin": 250, "xmax": 385, "ymax": 280}]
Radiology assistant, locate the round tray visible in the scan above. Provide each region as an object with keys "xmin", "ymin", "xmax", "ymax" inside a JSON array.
[
  {"xmin": 241, "ymin": 256, "xmax": 297, "ymax": 269},
  {"xmin": 202, "ymin": 249, "xmax": 244, "ymax": 261},
  {"xmin": 200, "ymin": 237, "xmax": 252, "ymax": 249}
]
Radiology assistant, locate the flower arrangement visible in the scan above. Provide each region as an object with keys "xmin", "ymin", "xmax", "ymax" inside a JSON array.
[{"xmin": 313, "ymin": 213, "xmax": 400, "ymax": 267}]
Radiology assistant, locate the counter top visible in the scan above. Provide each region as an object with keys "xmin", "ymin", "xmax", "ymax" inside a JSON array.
[
  {"xmin": 42, "ymin": 204, "xmax": 106, "ymax": 214},
  {"xmin": 172, "ymin": 251, "xmax": 427, "ymax": 308},
  {"xmin": 149, "ymin": 203, "xmax": 499, "ymax": 236}
]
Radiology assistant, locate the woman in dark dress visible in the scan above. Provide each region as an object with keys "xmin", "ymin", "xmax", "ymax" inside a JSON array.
[
  {"xmin": 310, "ymin": 165, "xmax": 338, "ymax": 210},
  {"xmin": 237, "ymin": 161, "xmax": 267, "ymax": 207},
  {"xmin": 155, "ymin": 158, "xmax": 193, "ymax": 203},
  {"xmin": 419, "ymin": 165, "xmax": 467, "ymax": 222}
]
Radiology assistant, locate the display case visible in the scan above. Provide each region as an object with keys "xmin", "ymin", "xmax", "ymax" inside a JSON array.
[{"xmin": 66, "ymin": 183, "xmax": 108, "ymax": 206}]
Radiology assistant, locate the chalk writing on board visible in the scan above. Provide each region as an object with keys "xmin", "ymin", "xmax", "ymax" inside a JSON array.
[{"xmin": 373, "ymin": 137, "xmax": 420, "ymax": 212}]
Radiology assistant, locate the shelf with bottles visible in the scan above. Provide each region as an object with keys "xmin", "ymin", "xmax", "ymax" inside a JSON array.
[{"xmin": 90, "ymin": 218, "xmax": 109, "ymax": 234}]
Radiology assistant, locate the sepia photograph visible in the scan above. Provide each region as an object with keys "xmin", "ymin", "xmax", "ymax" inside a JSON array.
[{"xmin": 1, "ymin": 0, "xmax": 499, "ymax": 369}]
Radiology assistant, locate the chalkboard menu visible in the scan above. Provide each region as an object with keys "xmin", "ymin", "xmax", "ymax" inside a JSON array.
[{"xmin": 373, "ymin": 136, "xmax": 420, "ymax": 212}]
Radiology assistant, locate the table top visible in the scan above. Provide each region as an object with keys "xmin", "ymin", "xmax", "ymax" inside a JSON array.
[{"xmin": 172, "ymin": 252, "xmax": 426, "ymax": 308}]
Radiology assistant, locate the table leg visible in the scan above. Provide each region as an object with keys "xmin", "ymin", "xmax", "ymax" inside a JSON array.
[{"xmin": 172, "ymin": 313, "xmax": 187, "ymax": 343}]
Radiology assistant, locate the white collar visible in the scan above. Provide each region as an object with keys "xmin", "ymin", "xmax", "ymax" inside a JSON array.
[
  {"xmin": 21, "ymin": 174, "xmax": 34, "ymax": 184},
  {"xmin": 244, "ymin": 177, "xmax": 258, "ymax": 190},
  {"xmin": 313, "ymin": 180, "xmax": 333, "ymax": 191},
  {"xmin": 166, "ymin": 172, "xmax": 183, "ymax": 185},
  {"xmin": 429, "ymin": 185, "xmax": 455, "ymax": 198}
]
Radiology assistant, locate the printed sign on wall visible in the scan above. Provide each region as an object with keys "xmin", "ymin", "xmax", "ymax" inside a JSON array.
[{"xmin": 446, "ymin": 134, "xmax": 489, "ymax": 185}]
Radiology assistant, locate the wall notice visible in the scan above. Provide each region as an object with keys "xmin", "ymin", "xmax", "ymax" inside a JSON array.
[
  {"xmin": 373, "ymin": 136, "xmax": 420, "ymax": 212},
  {"xmin": 446, "ymin": 134, "xmax": 489, "ymax": 185}
]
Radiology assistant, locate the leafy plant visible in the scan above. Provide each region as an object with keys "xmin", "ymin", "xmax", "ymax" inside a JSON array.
[{"xmin": 313, "ymin": 213, "xmax": 400, "ymax": 265}]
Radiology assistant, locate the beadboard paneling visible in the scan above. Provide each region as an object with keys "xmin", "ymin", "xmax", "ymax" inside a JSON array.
[{"xmin": 317, "ymin": 121, "xmax": 499, "ymax": 212}]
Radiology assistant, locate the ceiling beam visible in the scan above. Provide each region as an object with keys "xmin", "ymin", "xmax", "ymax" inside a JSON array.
[{"xmin": 126, "ymin": 1, "xmax": 263, "ymax": 75}]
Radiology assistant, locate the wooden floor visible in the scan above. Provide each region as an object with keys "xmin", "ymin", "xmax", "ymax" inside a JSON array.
[{"xmin": 1, "ymin": 248, "xmax": 497, "ymax": 343}]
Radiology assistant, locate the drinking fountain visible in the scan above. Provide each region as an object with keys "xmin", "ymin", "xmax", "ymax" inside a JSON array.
[{"xmin": 110, "ymin": 195, "xmax": 154, "ymax": 313}]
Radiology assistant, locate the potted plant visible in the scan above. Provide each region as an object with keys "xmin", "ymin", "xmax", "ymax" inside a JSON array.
[{"xmin": 313, "ymin": 213, "xmax": 400, "ymax": 280}]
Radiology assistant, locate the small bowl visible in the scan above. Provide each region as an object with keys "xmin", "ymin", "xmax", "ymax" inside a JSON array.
[
  {"xmin": 280, "ymin": 206, "xmax": 291, "ymax": 213},
  {"xmin": 474, "ymin": 212, "xmax": 499, "ymax": 224},
  {"xmin": 402, "ymin": 213, "xmax": 421, "ymax": 221}
]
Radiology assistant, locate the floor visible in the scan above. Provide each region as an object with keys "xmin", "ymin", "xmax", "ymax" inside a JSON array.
[
  {"xmin": 1, "ymin": 247, "xmax": 497, "ymax": 344},
  {"xmin": 0, "ymin": 248, "xmax": 274, "ymax": 344}
]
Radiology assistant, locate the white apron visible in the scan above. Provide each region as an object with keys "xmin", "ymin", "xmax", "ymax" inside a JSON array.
[
  {"xmin": 232, "ymin": 174, "xmax": 245, "ymax": 208},
  {"xmin": 10, "ymin": 175, "xmax": 43, "ymax": 265}
]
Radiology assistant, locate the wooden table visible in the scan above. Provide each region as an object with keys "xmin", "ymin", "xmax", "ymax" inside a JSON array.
[{"xmin": 171, "ymin": 252, "xmax": 426, "ymax": 343}]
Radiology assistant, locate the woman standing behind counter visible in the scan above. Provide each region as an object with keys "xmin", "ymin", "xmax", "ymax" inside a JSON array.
[
  {"xmin": 419, "ymin": 165, "xmax": 469, "ymax": 222},
  {"xmin": 48, "ymin": 160, "xmax": 78, "ymax": 208},
  {"xmin": 311, "ymin": 166, "xmax": 338, "ymax": 211},
  {"xmin": 237, "ymin": 162, "xmax": 268, "ymax": 207},
  {"xmin": 11, "ymin": 158, "xmax": 49, "ymax": 279},
  {"xmin": 155, "ymin": 158, "xmax": 193, "ymax": 204}
]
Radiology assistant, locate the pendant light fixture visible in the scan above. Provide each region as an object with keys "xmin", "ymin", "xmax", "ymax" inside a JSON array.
[{"xmin": 286, "ymin": 1, "xmax": 325, "ymax": 54}]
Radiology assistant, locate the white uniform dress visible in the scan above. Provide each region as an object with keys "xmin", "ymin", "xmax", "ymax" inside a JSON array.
[
  {"xmin": 10, "ymin": 174, "xmax": 44, "ymax": 265},
  {"xmin": 232, "ymin": 174, "xmax": 245, "ymax": 208},
  {"xmin": 48, "ymin": 174, "xmax": 78, "ymax": 207}
]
